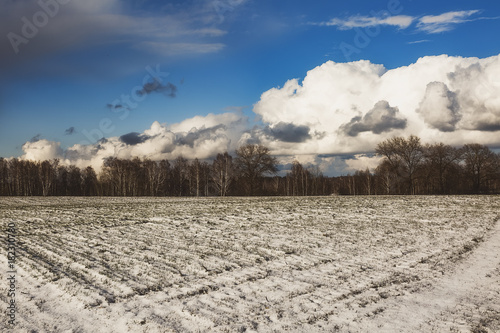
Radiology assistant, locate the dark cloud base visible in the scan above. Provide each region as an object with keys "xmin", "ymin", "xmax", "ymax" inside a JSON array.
[{"xmin": 341, "ymin": 101, "xmax": 407, "ymax": 137}]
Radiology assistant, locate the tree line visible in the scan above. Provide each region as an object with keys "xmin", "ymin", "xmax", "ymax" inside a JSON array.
[
  {"xmin": 0, "ymin": 144, "xmax": 333, "ymax": 197},
  {"xmin": 0, "ymin": 138, "xmax": 499, "ymax": 196},
  {"xmin": 336, "ymin": 135, "xmax": 500, "ymax": 195}
]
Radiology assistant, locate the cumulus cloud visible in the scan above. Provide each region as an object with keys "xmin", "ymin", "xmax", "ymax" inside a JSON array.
[
  {"xmin": 119, "ymin": 132, "xmax": 151, "ymax": 145},
  {"xmin": 341, "ymin": 100, "xmax": 407, "ymax": 136},
  {"xmin": 254, "ymin": 54, "xmax": 500, "ymax": 156},
  {"xmin": 446, "ymin": 61, "xmax": 500, "ymax": 132},
  {"xmin": 344, "ymin": 154, "xmax": 384, "ymax": 172},
  {"xmin": 417, "ymin": 82, "xmax": 460, "ymax": 132},
  {"xmin": 264, "ymin": 122, "xmax": 312, "ymax": 143},
  {"xmin": 175, "ymin": 125, "xmax": 227, "ymax": 148},
  {"xmin": 22, "ymin": 139, "xmax": 63, "ymax": 161},
  {"xmin": 21, "ymin": 112, "xmax": 248, "ymax": 172}
]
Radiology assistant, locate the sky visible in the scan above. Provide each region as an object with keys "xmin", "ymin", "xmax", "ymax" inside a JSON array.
[{"xmin": 1, "ymin": 0, "xmax": 500, "ymax": 175}]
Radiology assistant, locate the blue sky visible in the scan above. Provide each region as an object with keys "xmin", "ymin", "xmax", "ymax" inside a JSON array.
[{"xmin": 1, "ymin": 0, "xmax": 500, "ymax": 174}]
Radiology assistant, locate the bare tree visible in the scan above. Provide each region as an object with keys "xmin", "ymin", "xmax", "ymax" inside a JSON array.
[
  {"xmin": 100, "ymin": 157, "xmax": 122, "ymax": 195},
  {"xmin": 56, "ymin": 164, "xmax": 69, "ymax": 196},
  {"xmin": 357, "ymin": 168, "xmax": 373, "ymax": 195},
  {"xmin": 211, "ymin": 152, "xmax": 234, "ymax": 196},
  {"xmin": 288, "ymin": 161, "xmax": 312, "ymax": 196},
  {"xmin": 189, "ymin": 158, "xmax": 202, "ymax": 197},
  {"xmin": 67, "ymin": 165, "xmax": 82, "ymax": 196},
  {"xmin": 39, "ymin": 160, "xmax": 57, "ymax": 196},
  {"xmin": 200, "ymin": 161, "xmax": 211, "ymax": 196},
  {"xmin": 0, "ymin": 158, "xmax": 8, "ymax": 195},
  {"xmin": 159, "ymin": 159, "xmax": 172, "ymax": 196},
  {"xmin": 376, "ymin": 135, "xmax": 424, "ymax": 194},
  {"xmin": 144, "ymin": 159, "xmax": 166, "ymax": 196},
  {"xmin": 173, "ymin": 156, "xmax": 189, "ymax": 196},
  {"xmin": 422, "ymin": 143, "xmax": 462, "ymax": 194},
  {"xmin": 128, "ymin": 158, "xmax": 144, "ymax": 196},
  {"xmin": 234, "ymin": 144, "xmax": 277, "ymax": 195},
  {"xmin": 308, "ymin": 165, "xmax": 323, "ymax": 196},
  {"xmin": 461, "ymin": 144, "xmax": 498, "ymax": 193},
  {"xmin": 82, "ymin": 166, "xmax": 99, "ymax": 196},
  {"xmin": 375, "ymin": 160, "xmax": 397, "ymax": 194}
]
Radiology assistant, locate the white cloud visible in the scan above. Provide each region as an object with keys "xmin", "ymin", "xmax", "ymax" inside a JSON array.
[
  {"xmin": 254, "ymin": 54, "xmax": 500, "ymax": 156},
  {"xmin": 316, "ymin": 9, "xmax": 490, "ymax": 34},
  {"xmin": 318, "ymin": 15, "xmax": 414, "ymax": 29},
  {"xmin": 417, "ymin": 10, "xmax": 480, "ymax": 33},
  {"xmin": 407, "ymin": 40, "xmax": 431, "ymax": 45},
  {"xmin": 21, "ymin": 112, "xmax": 248, "ymax": 172},
  {"xmin": 22, "ymin": 139, "xmax": 63, "ymax": 161},
  {"xmin": 417, "ymin": 82, "xmax": 460, "ymax": 132},
  {"xmin": 344, "ymin": 154, "xmax": 384, "ymax": 172},
  {"xmin": 448, "ymin": 61, "xmax": 500, "ymax": 131}
]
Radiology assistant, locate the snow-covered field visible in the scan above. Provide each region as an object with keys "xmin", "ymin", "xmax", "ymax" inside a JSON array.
[{"xmin": 1, "ymin": 196, "xmax": 499, "ymax": 332}]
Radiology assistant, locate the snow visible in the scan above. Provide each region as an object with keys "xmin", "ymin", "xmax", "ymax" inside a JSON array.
[{"xmin": 0, "ymin": 196, "xmax": 499, "ymax": 332}]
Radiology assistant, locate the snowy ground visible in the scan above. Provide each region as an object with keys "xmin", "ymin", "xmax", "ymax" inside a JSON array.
[{"xmin": 1, "ymin": 196, "xmax": 499, "ymax": 332}]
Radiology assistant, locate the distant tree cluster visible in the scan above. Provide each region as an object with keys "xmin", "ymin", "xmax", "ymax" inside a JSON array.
[
  {"xmin": 1, "ymin": 139, "xmax": 499, "ymax": 196},
  {"xmin": 336, "ymin": 135, "xmax": 500, "ymax": 195},
  {"xmin": 0, "ymin": 159, "xmax": 100, "ymax": 197},
  {"xmin": 0, "ymin": 144, "xmax": 332, "ymax": 196}
]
